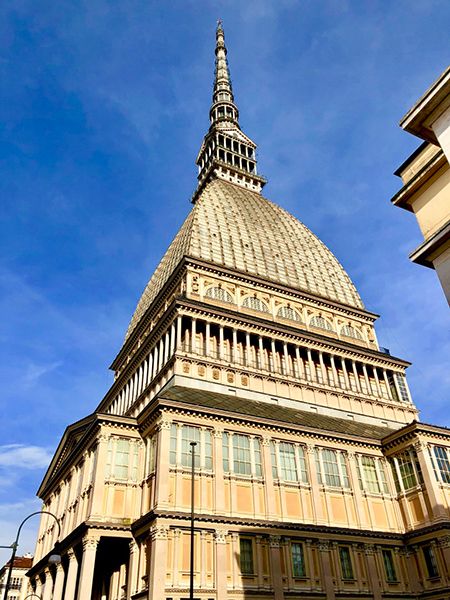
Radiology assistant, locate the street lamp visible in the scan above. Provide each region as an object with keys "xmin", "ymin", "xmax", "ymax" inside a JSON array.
[
  {"xmin": 189, "ymin": 441, "xmax": 197, "ymax": 600},
  {"xmin": 0, "ymin": 511, "xmax": 61, "ymax": 600},
  {"xmin": 24, "ymin": 594, "xmax": 43, "ymax": 600}
]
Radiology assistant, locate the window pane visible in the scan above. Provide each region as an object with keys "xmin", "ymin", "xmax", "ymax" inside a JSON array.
[
  {"xmin": 433, "ymin": 446, "xmax": 450, "ymax": 484},
  {"xmin": 115, "ymin": 439, "xmax": 130, "ymax": 479},
  {"xmin": 233, "ymin": 434, "xmax": 251, "ymax": 475},
  {"xmin": 339, "ymin": 546, "xmax": 354, "ymax": 580},
  {"xmin": 279, "ymin": 442, "xmax": 298, "ymax": 481},
  {"xmin": 382, "ymin": 549, "xmax": 397, "ymax": 582},
  {"xmin": 170, "ymin": 424, "xmax": 177, "ymax": 465},
  {"xmin": 322, "ymin": 449, "xmax": 340, "ymax": 487},
  {"xmin": 423, "ymin": 546, "xmax": 439, "ymax": 578},
  {"xmin": 362, "ymin": 456, "xmax": 380, "ymax": 493},
  {"xmin": 270, "ymin": 441, "xmax": 278, "ymax": 479},
  {"xmin": 239, "ymin": 538, "xmax": 254, "ymax": 574},
  {"xmin": 222, "ymin": 432, "xmax": 229, "ymax": 471},
  {"xmin": 297, "ymin": 446, "xmax": 308, "ymax": 483},
  {"xmin": 291, "ymin": 543, "xmax": 306, "ymax": 577},
  {"xmin": 181, "ymin": 426, "xmax": 201, "ymax": 468},
  {"xmin": 253, "ymin": 438, "xmax": 262, "ymax": 477}
]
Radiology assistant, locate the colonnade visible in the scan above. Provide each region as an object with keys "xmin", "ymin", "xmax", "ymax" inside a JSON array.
[
  {"xmin": 182, "ymin": 316, "xmax": 411, "ymax": 404},
  {"xmin": 107, "ymin": 314, "xmax": 412, "ymax": 419}
]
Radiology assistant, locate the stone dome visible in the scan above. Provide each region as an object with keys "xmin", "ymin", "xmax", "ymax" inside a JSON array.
[{"xmin": 126, "ymin": 178, "xmax": 364, "ymax": 339}]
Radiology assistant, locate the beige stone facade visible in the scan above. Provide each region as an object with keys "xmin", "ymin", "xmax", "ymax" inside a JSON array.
[
  {"xmin": 28, "ymin": 24, "xmax": 450, "ymax": 600},
  {"xmin": 392, "ymin": 66, "xmax": 450, "ymax": 305}
]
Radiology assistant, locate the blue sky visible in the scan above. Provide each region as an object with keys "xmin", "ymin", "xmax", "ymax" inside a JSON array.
[{"xmin": 0, "ymin": 0, "xmax": 449, "ymax": 556}]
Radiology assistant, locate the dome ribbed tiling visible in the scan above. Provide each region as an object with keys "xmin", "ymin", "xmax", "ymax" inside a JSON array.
[{"xmin": 126, "ymin": 179, "xmax": 364, "ymax": 339}]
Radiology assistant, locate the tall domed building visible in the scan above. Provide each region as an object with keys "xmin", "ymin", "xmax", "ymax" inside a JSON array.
[{"xmin": 28, "ymin": 23, "xmax": 450, "ymax": 600}]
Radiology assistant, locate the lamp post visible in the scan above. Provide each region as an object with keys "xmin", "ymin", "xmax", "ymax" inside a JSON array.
[
  {"xmin": 24, "ymin": 594, "xmax": 43, "ymax": 600},
  {"xmin": 0, "ymin": 511, "xmax": 61, "ymax": 600},
  {"xmin": 189, "ymin": 441, "xmax": 197, "ymax": 600}
]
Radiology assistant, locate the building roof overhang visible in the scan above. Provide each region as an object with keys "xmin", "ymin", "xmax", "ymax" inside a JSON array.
[
  {"xmin": 400, "ymin": 65, "xmax": 450, "ymax": 142},
  {"xmin": 408, "ymin": 220, "xmax": 450, "ymax": 268},
  {"xmin": 391, "ymin": 147, "xmax": 446, "ymax": 212}
]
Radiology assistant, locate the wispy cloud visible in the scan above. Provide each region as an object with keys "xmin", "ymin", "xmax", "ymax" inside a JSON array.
[{"xmin": 0, "ymin": 445, "xmax": 53, "ymax": 470}]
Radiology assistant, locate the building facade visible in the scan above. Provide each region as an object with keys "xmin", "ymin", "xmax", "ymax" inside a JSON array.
[
  {"xmin": 0, "ymin": 555, "xmax": 33, "ymax": 600},
  {"xmin": 391, "ymin": 66, "xmax": 450, "ymax": 305},
  {"xmin": 28, "ymin": 24, "xmax": 450, "ymax": 600}
]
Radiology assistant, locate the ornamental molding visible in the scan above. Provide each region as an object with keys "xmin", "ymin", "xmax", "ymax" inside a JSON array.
[
  {"xmin": 269, "ymin": 535, "xmax": 282, "ymax": 548},
  {"xmin": 150, "ymin": 524, "xmax": 169, "ymax": 540},
  {"xmin": 82, "ymin": 535, "xmax": 100, "ymax": 551},
  {"xmin": 214, "ymin": 529, "xmax": 228, "ymax": 544}
]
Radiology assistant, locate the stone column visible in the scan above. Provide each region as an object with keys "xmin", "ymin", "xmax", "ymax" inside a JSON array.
[
  {"xmin": 147, "ymin": 524, "xmax": 169, "ymax": 600},
  {"xmin": 305, "ymin": 444, "xmax": 325, "ymax": 523},
  {"xmin": 319, "ymin": 352, "xmax": 327, "ymax": 384},
  {"xmin": 90, "ymin": 433, "xmax": 109, "ymax": 519},
  {"xmin": 269, "ymin": 536, "xmax": 284, "ymax": 600},
  {"xmin": 364, "ymin": 544, "xmax": 382, "ymax": 600},
  {"xmin": 34, "ymin": 577, "xmax": 43, "ymax": 598},
  {"xmin": 262, "ymin": 436, "xmax": 277, "ymax": 518},
  {"xmin": 317, "ymin": 541, "xmax": 336, "ymax": 599},
  {"xmin": 402, "ymin": 547, "xmax": 421, "ymax": 594},
  {"xmin": 341, "ymin": 358, "xmax": 350, "ymax": 389},
  {"xmin": 373, "ymin": 367, "xmax": 382, "ymax": 397},
  {"xmin": 52, "ymin": 562, "xmax": 66, "ymax": 600},
  {"xmin": 351, "ymin": 361, "xmax": 361, "ymax": 392},
  {"xmin": 383, "ymin": 369, "xmax": 393, "ymax": 400},
  {"xmin": 330, "ymin": 355, "xmax": 339, "ymax": 388},
  {"xmin": 170, "ymin": 322, "xmax": 176, "ymax": 355},
  {"xmin": 219, "ymin": 325, "xmax": 224, "ymax": 360},
  {"xmin": 233, "ymin": 329, "xmax": 238, "ymax": 364},
  {"xmin": 127, "ymin": 540, "xmax": 139, "ymax": 600},
  {"xmin": 214, "ymin": 428, "xmax": 225, "ymax": 514},
  {"xmin": 259, "ymin": 336, "xmax": 265, "ymax": 370},
  {"xmin": 42, "ymin": 567, "xmax": 53, "ymax": 600},
  {"xmin": 64, "ymin": 548, "xmax": 79, "ymax": 600},
  {"xmin": 307, "ymin": 349, "xmax": 315, "ymax": 382},
  {"xmin": 347, "ymin": 452, "xmax": 364, "ymax": 527},
  {"xmin": 76, "ymin": 535, "xmax": 99, "ymax": 600},
  {"xmin": 176, "ymin": 315, "xmax": 182, "ymax": 351},
  {"xmin": 205, "ymin": 322, "xmax": 211, "ymax": 357},
  {"xmin": 155, "ymin": 418, "xmax": 172, "ymax": 508},
  {"xmin": 191, "ymin": 318, "xmax": 197, "ymax": 354},
  {"xmin": 362, "ymin": 364, "xmax": 371, "ymax": 395},
  {"xmin": 271, "ymin": 339, "xmax": 276, "ymax": 372}
]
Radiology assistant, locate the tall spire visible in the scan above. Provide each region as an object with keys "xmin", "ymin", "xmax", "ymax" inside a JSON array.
[
  {"xmin": 210, "ymin": 20, "xmax": 239, "ymax": 127},
  {"xmin": 193, "ymin": 21, "xmax": 266, "ymax": 202}
]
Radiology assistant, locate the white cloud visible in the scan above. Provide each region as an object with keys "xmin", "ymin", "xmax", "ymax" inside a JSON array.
[{"xmin": 0, "ymin": 445, "xmax": 53, "ymax": 470}]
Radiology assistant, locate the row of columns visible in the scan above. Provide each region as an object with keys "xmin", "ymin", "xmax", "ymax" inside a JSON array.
[
  {"xmin": 110, "ymin": 318, "xmax": 180, "ymax": 416},
  {"xmin": 32, "ymin": 537, "xmax": 99, "ymax": 600},
  {"xmin": 185, "ymin": 317, "xmax": 411, "ymax": 404}
]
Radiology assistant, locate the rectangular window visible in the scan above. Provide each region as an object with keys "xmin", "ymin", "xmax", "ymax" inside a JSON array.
[
  {"xmin": 239, "ymin": 538, "xmax": 254, "ymax": 575},
  {"xmin": 223, "ymin": 432, "xmax": 262, "ymax": 477},
  {"xmin": 382, "ymin": 549, "xmax": 397, "ymax": 582},
  {"xmin": 316, "ymin": 448, "xmax": 349, "ymax": 488},
  {"xmin": 291, "ymin": 543, "xmax": 306, "ymax": 577},
  {"xmin": 422, "ymin": 545, "xmax": 439, "ymax": 578},
  {"xmin": 339, "ymin": 546, "xmax": 354, "ymax": 580},
  {"xmin": 105, "ymin": 438, "xmax": 138, "ymax": 481},
  {"xmin": 431, "ymin": 446, "xmax": 450, "ymax": 484},
  {"xmin": 271, "ymin": 441, "xmax": 308, "ymax": 483},
  {"xmin": 390, "ymin": 450, "xmax": 422, "ymax": 492},
  {"xmin": 357, "ymin": 456, "xmax": 389, "ymax": 494},
  {"xmin": 169, "ymin": 424, "xmax": 213, "ymax": 470},
  {"xmin": 395, "ymin": 374, "xmax": 409, "ymax": 402}
]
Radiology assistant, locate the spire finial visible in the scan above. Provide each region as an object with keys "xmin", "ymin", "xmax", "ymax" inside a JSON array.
[
  {"xmin": 192, "ymin": 22, "xmax": 266, "ymax": 201},
  {"xmin": 211, "ymin": 19, "xmax": 238, "ymax": 125}
]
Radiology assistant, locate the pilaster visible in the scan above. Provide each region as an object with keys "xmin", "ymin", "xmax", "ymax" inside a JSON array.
[
  {"xmin": 52, "ymin": 562, "xmax": 66, "ymax": 600},
  {"xmin": 147, "ymin": 523, "xmax": 169, "ymax": 600},
  {"xmin": 64, "ymin": 547, "xmax": 79, "ymax": 600},
  {"xmin": 76, "ymin": 534, "xmax": 99, "ymax": 600},
  {"xmin": 269, "ymin": 535, "xmax": 284, "ymax": 600}
]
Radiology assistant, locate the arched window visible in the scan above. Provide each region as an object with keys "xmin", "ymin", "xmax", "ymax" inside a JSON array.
[
  {"xmin": 205, "ymin": 286, "xmax": 234, "ymax": 304},
  {"xmin": 310, "ymin": 315, "xmax": 333, "ymax": 331},
  {"xmin": 277, "ymin": 306, "xmax": 302, "ymax": 323},
  {"xmin": 341, "ymin": 325, "xmax": 363, "ymax": 340},
  {"xmin": 242, "ymin": 296, "xmax": 269, "ymax": 313}
]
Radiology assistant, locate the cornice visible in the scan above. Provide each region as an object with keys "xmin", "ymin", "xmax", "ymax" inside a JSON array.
[{"xmin": 131, "ymin": 509, "xmax": 404, "ymax": 542}]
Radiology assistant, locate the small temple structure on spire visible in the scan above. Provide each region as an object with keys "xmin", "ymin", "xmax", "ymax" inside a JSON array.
[{"xmin": 194, "ymin": 21, "xmax": 266, "ymax": 200}]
